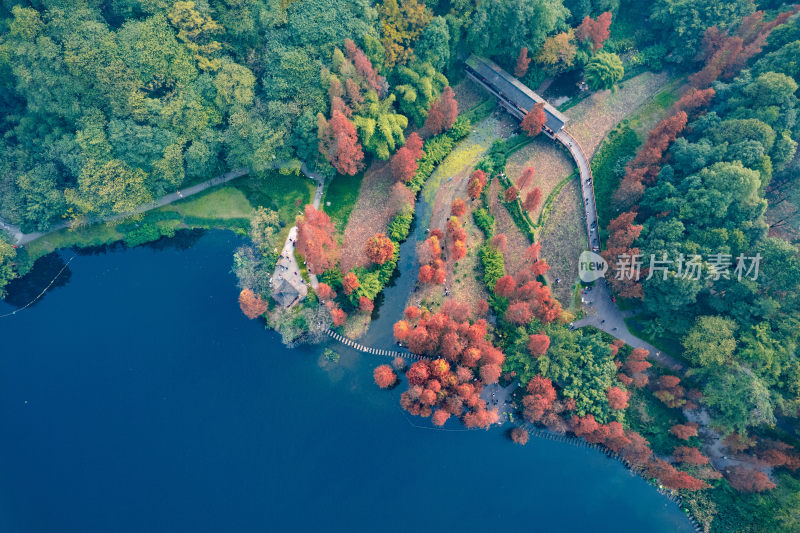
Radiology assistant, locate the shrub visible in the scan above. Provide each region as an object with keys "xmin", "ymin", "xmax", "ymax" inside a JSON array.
[
  {"xmin": 479, "ymin": 244, "xmax": 506, "ymax": 290},
  {"xmin": 472, "ymin": 208, "xmax": 495, "ymax": 237},
  {"xmin": 388, "ymin": 211, "xmax": 413, "ymax": 242}
]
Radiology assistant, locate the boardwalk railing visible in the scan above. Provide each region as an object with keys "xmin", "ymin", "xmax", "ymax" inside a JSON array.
[{"xmin": 326, "ymin": 330, "xmax": 428, "ymax": 361}]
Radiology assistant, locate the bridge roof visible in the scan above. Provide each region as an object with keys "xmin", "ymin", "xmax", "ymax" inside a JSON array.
[{"xmin": 465, "ymin": 55, "xmax": 568, "ymax": 131}]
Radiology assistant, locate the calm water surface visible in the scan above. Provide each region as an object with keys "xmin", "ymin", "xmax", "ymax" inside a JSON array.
[{"xmin": 0, "ymin": 231, "xmax": 693, "ymax": 532}]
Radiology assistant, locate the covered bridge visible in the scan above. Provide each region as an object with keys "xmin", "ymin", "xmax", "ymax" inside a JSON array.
[{"xmin": 465, "ymin": 55, "xmax": 568, "ymax": 137}]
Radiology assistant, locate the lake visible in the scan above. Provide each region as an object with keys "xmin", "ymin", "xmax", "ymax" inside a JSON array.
[{"xmin": 0, "ymin": 230, "xmax": 693, "ymax": 532}]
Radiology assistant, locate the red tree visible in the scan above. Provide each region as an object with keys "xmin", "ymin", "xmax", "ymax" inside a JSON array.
[
  {"xmin": 405, "ymin": 132, "xmax": 424, "ymax": 158},
  {"xmin": 239, "ymin": 288, "xmax": 269, "ymax": 319},
  {"xmin": 374, "ymin": 364, "xmax": 397, "ymax": 388},
  {"xmin": 418, "ymin": 264, "xmax": 434, "ymax": 283},
  {"xmin": 344, "ymin": 39, "xmax": 384, "ymax": 93},
  {"xmin": 521, "ymin": 103, "xmax": 546, "ymax": 137},
  {"xmin": 504, "ymin": 185, "xmax": 518, "ymax": 202},
  {"xmin": 391, "ymin": 146, "xmax": 417, "ymax": 182},
  {"xmin": 514, "ymin": 47, "xmax": 531, "ymax": 77},
  {"xmin": 331, "ymin": 307, "xmax": 347, "ymax": 326},
  {"xmin": 490, "ymin": 234, "xmax": 507, "ymax": 253},
  {"xmin": 523, "ymin": 375, "xmax": 556, "ymax": 422},
  {"xmin": 404, "ymin": 306, "xmax": 421, "ymax": 321},
  {"xmin": 406, "ymin": 361, "xmax": 431, "ymax": 386},
  {"xmin": 342, "ymin": 271, "xmax": 360, "ymax": 295},
  {"xmin": 525, "ymin": 242, "xmax": 541, "ymax": 262},
  {"xmin": 577, "ymin": 11, "xmax": 612, "ymax": 51},
  {"xmin": 527, "ymin": 333, "xmax": 550, "ymax": 357},
  {"xmin": 318, "ymin": 110, "xmax": 365, "ymax": 175},
  {"xmin": 670, "ymin": 423, "xmax": 699, "ymax": 441},
  {"xmin": 518, "ymin": 167, "xmax": 535, "ymax": 190},
  {"xmin": 511, "ymin": 426, "xmax": 530, "ymax": 445},
  {"xmin": 480, "ymin": 363, "xmax": 502, "ymax": 384},
  {"xmin": 394, "ymin": 320, "xmax": 411, "ymax": 341},
  {"xmin": 439, "ymin": 86, "xmax": 458, "ymax": 130},
  {"xmin": 316, "ymin": 283, "xmax": 334, "ymax": 301},
  {"xmin": 296, "ymin": 205, "xmax": 339, "ymax": 275},
  {"xmin": 359, "ymin": 296, "xmax": 374, "ymax": 314},
  {"xmin": 523, "ymin": 187, "xmax": 542, "ymax": 212},
  {"xmin": 451, "ymin": 198, "xmax": 466, "ymax": 217},
  {"xmin": 727, "ymin": 466, "xmax": 776, "ymax": 493},
  {"xmin": 607, "ymin": 386, "xmax": 630, "ymax": 410},
  {"xmin": 673, "ymin": 446, "xmax": 709, "ymax": 466},
  {"xmin": 467, "ymin": 170, "xmax": 487, "ymax": 199},
  {"xmin": 365, "ymin": 233, "xmax": 395, "ymax": 265},
  {"xmin": 432, "ymin": 409, "xmax": 451, "ymax": 426},
  {"xmin": 505, "ymin": 302, "xmax": 532, "ymax": 325},
  {"xmin": 621, "ymin": 431, "xmax": 652, "ymax": 466}
]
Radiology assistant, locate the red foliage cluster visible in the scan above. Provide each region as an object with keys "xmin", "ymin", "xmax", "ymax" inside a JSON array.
[
  {"xmin": 602, "ymin": 211, "xmax": 645, "ymax": 300},
  {"xmin": 617, "ymin": 347, "xmax": 651, "ymax": 387},
  {"xmin": 490, "ymin": 233, "xmax": 507, "ymax": 253},
  {"xmin": 567, "ymin": 415, "xmax": 709, "ymax": 490},
  {"xmin": 467, "ymin": 170, "xmax": 487, "ymax": 200},
  {"xmin": 726, "ymin": 466, "xmax": 776, "ymax": 493},
  {"xmin": 450, "ymin": 198, "xmax": 466, "ymax": 217},
  {"xmin": 521, "ymin": 103, "xmax": 546, "ymax": 137},
  {"xmin": 756, "ymin": 441, "xmax": 800, "ymax": 471},
  {"xmin": 653, "ymin": 374, "xmax": 686, "ymax": 409},
  {"xmin": 673, "ymin": 446, "xmax": 709, "ymax": 466},
  {"xmin": 316, "ymin": 282, "xmax": 335, "ymax": 301},
  {"xmin": 399, "ymin": 356, "xmax": 498, "ymax": 429},
  {"xmin": 525, "ymin": 242, "xmax": 541, "ymax": 263},
  {"xmin": 344, "ymin": 38, "xmax": 385, "ymax": 94},
  {"xmin": 446, "ymin": 215, "xmax": 468, "ymax": 261},
  {"xmin": 504, "ymin": 185, "xmax": 519, "ymax": 202},
  {"xmin": 494, "ymin": 256, "xmax": 561, "ymax": 325},
  {"xmin": 391, "ymin": 132, "xmax": 424, "ymax": 182},
  {"xmin": 330, "ymin": 306, "xmax": 347, "ymax": 326},
  {"xmin": 365, "ymin": 233, "xmax": 395, "ymax": 265},
  {"xmin": 669, "ymin": 423, "xmax": 699, "ymax": 441},
  {"xmin": 296, "ymin": 205, "xmax": 339, "ymax": 275},
  {"xmin": 318, "ymin": 110, "xmax": 365, "ymax": 176},
  {"xmin": 522, "ymin": 187, "xmax": 542, "ymax": 212},
  {"xmin": 606, "ymin": 386, "xmax": 630, "ymax": 410},
  {"xmin": 373, "ymin": 364, "xmax": 397, "ymax": 388},
  {"xmin": 576, "ymin": 11, "xmax": 612, "ymax": 51},
  {"xmin": 527, "ymin": 333, "xmax": 551, "ymax": 357},
  {"xmin": 359, "ymin": 296, "xmax": 374, "ymax": 314},
  {"xmin": 342, "ymin": 271, "xmax": 360, "ymax": 295},
  {"xmin": 393, "ymin": 310, "xmax": 505, "ymax": 399},
  {"xmin": 425, "ymin": 86, "xmax": 458, "ymax": 135},
  {"xmin": 238, "ymin": 288, "xmax": 269, "ymax": 319},
  {"xmin": 645, "ymin": 458, "xmax": 710, "ymax": 491},
  {"xmin": 514, "ymin": 47, "xmax": 531, "ymax": 78},
  {"xmin": 612, "ymin": 111, "xmax": 687, "ymax": 209},
  {"xmin": 522, "ymin": 375, "xmax": 559, "ymax": 425},
  {"xmin": 690, "ymin": 8, "xmax": 796, "ymax": 89},
  {"xmin": 511, "ymin": 426, "xmax": 530, "ymax": 445},
  {"xmin": 417, "ymin": 235, "xmax": 446, "ymax": 284},
  {"xmin": 518, "ymin": 167, "xmax": 535, "ymax": 190}
]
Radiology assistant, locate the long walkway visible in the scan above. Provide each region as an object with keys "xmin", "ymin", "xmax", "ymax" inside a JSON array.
[
  {"xmin": 555, "ymin": 130, "xmax": 600, "ymax": 251},
  {"xmin": 0, "ymin": 168, "xmax": 250, "ymax": 246},
  {"xmin": 326, "ymin": 330, "xmax": 425, "ymax": 361}
]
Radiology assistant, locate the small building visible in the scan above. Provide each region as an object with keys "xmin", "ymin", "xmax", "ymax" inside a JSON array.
[
  {"xmin": 272, "ymin": 276, "xmax": 307, "ymax": 308},
  {"xmin": 465, "ymin": 55, "xmax": 568, "ymax": 137}
]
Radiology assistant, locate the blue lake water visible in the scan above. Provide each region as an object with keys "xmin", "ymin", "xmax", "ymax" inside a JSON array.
[{"xmin": 0, "ymin": 230, "xmax": 693, "ymax": 532}]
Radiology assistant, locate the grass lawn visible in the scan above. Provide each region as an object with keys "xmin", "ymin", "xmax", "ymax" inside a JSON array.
[
  {"xmin": 322, "ymin": 171, "xmax": 363, "ymax": 230},
  {"xmin": 236, "ymin": 171, "xmax": 316, "ymax": 227},
  {"xmin": 591, "ymin": 123, "xmax": 640, "ymax": 233},
  {"xmin": 169, "ymin": 187, "xmax": 253, "ymax": 219},
  {"xmin": 22, "ymin": 222, "xmax": 123, "ymax": 265}
]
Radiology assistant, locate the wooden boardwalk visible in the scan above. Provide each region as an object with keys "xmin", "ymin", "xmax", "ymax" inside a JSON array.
[{"xmin": 326, "ymin": 330, "xmax": 428, "ymax": 361}]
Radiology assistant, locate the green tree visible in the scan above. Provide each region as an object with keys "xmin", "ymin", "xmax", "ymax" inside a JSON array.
[
  {"xmin": 584, "ymin": 51, "xmax": 624, "ymax": 91},
  {"xmin": 682, "ymin": 315, "xmax": 738, "ymax": 367}
]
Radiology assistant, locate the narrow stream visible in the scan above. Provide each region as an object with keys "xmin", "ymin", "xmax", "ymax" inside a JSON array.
[{"xmin": 360, "ymin": 195, "xmax": 431, "ymax": 349}]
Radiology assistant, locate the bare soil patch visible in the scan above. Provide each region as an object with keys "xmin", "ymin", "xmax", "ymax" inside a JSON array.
[
  {"xmin": 339, "ymin": 160, "xmax": 394, "ymax": 272},
  {"xmin": 505, "ymin": 137, "xmax": 574, "ymax": 221},
  {"xmin": 487, "ymin": 178, "xmax": 531, "ymax": 277},
  {"xmin": 538, "ymin": 179, "xmax": 585, "ymax": 305}
]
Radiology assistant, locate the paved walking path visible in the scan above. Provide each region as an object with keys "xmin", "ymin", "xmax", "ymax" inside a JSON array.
[
  {"xmin": 555, "ymin": 130, "xmax": 600, "ymax": 252},
  {"xmin": 0, "ymin": 168, "xmax": 250, "ymax": 246}
]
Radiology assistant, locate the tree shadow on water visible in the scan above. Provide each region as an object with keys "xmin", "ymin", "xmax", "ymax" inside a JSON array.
[{"xmin": 3, "ymin": 252, "xmax": 73, "ymax": 309}]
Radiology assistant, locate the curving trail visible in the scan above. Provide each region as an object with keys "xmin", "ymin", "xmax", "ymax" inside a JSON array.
[
  {"xmin": 0, "ymin": 168, "xmax": 250, "ymax": 246},
  {"xmin": 555, "ymin": 130, "xmax": 600, "ymax": 252}
]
